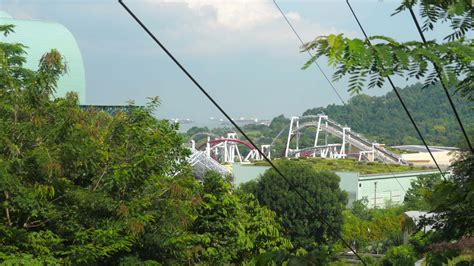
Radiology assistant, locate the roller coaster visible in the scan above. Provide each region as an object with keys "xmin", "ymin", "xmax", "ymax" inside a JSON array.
[
  {"xmin": 188, "ymin": 115, "xmax": 406, "ymax": 165},
  {"xmin": 284, "ymin": 115, "xmax": 406, "ymax": 164},
  {"xmin": 190, "ymin": 132, "xmax": 267, "ymax": 163}
]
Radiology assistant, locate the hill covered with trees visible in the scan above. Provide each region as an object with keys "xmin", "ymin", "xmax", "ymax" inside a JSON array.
[
  {"xmin": 303, "ymin": 82, "xmax": 473, "ymax": 147},
  {"xmin": 187, "ymin": 82, "xmax": 473, "ymax": 150}
]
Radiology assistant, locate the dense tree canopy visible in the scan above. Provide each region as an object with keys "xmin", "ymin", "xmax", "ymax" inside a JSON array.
[
  {"xmin": 423, "ymin": 153, "xmax": 474, "ymax": 242},
  {"xmin": 403, "ymin": 173, "xmax": 442, "ymax": 211},
  {"xmin": 0, "ymin": 25, "xmax": 290, "ymax": 265},
  {"xmin": 1, "ymin": 0, "xmax": 472, "ymax": 263},
  {"xmin": 190, "ymin": 171, "xmax": 291, "ymax": 264},
  {"xmin": 304, "ymin": 83, "xmax": 473, "ymax": 146},
  {"xmin": 242, "ymin": 160, "xmax": 348, "ymax": 253}
]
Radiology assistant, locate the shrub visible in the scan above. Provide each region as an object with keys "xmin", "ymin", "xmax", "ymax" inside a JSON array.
[{"xmin": 380, "ymin": 244, "xmax": 416, "ymax": 266}]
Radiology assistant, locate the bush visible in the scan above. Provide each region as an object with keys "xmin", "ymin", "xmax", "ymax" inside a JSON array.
[
  {"xmin": 243, "ymin": 160, "xmax": 347, "ymax": 252},
  {"xmin": 380, "ymin": 244, "xmax": 416, "ymax": 266}
]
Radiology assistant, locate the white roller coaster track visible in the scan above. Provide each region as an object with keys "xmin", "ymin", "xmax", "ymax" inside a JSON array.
[{"xmin": 286, "ymin": 115, "xmax": 406, "ymax": 164}]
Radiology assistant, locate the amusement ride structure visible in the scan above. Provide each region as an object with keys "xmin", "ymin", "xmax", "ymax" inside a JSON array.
[
  {"xmin": 187, "ymin": 115, "xmax": 406, "ymax": 166},
  {"xmin": 190, "ymin": 133, "xmax": 266, "ymax": 163},
  {"xmin": 284, "ymin": 115, "xmax": 406, "ymax": 164}
]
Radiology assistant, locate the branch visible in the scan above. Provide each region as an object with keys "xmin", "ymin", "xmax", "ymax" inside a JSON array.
[
  {"xmin": 4, "ymin": 191, "xmax": 12, "ymax": 226},
  {"xmin": 92, "ymin": 165, "xmax": 108, "ymax": 192}
]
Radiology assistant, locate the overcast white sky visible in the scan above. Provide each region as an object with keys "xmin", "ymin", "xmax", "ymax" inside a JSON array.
[{"xmin": 1, "ymin": 0, "xmax": 453, "ymax": 123}]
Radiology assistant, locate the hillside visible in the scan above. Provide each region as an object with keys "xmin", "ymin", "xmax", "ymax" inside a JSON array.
[
  {"xmin": 303, "ymin": 83, "xmax": 473, "ymax": 147},
  {"xmin": 186, "ymin": 83, "xmax": 473, "ymax": 150}
]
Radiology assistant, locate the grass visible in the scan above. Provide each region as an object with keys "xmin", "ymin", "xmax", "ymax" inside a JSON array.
[{"xmin": 252, "ymin": 157, "xmax": 426, "ymax": 175}]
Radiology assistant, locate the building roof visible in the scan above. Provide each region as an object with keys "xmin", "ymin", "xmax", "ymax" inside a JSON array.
[
  {"xmin": 393, "ymin": 145, "xmax": 459, "ymax": 153},
  {"xmin": 359, "ymin": 169, "xmax": 440, "ymax": 180}
]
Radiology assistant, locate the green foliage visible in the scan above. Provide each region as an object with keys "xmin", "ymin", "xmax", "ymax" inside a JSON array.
[
  {"xmin": 302, "ymin": 1, "xmax": 473, "ymax": 101},
  {"xmin": 421, "ymin": 153, "xmax": 474, "ymax": 242},
  {"xmin": 304, "ymin": 83, "xmax": 474, "ymax": 146},
  {"xmin": 190, "ymin": 171, "xmax": 291, "ymax": 264},
  {"xmin": 394, "ymin": 1, "xmax": 472, "ymax": 41},
  {"xmin": 254, "ymin": 157, "xmax": 422, "ymax": 174},
  {"xmin": 380, "ymin": 244, "xmax": 416, "ymax": 266},
  {"xmin": 303, "ymin": 34, "xmax": 472, "ymax": 98},
  {"xmin": 403, "ymin": 173, "xmax": 442, "ymax": 211},
  {"xmin": 254, "ymin": 247, "xmax": 339, "ymax": 265},
  {"xmin": 192, "ymin": 84, "xmax": 473, "ymax": 151},
  {"xmin": 0, "ymin": 25, "xmax": 290, "ymax": 264},
  {"xmin": 408, "ymin": 231, "xmax": 432, "ymax": 256},
  {"xmin": 242, "ymin": 160, "xmax": 347, "ymax": 253},
  {"xmin": 0, "ymin": 24, "xmax": 192, "ymax": 261},
  {"xmin": 350, "ymin": 198, "xmax": 372, "ymax": 220},
  {"xmin": 342, "ymin": 204, "xmax": 405, "ymax": 254},
  {"xmin": 425, "ymin": 237, "xmax": 474, "ymax": 265}
]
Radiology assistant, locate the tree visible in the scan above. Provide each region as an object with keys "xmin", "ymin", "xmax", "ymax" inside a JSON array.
[
  {"xmin": 242, "ymin": 160, "xmax": 348, "ymax": 252},
  {"xmin": 0, "ymin": 25, "xmax": 292, "ymax": 265},
  {"xmin": 303, "ymin": 1, "xmax": 472, "ymax": 100},
  {"xmin": 380, "ymin": 244, "xmax": 417, "ymax": 266},
  {"xmin": 301, "ymin": 2, "xmax": 473, "ymax": 258},
  {"xmin": 351, "ymin": 197, "xmax": 372, "ymax": 220},
  {"xmin": 403, "ymin": 173, "xmax": 442, "ymax": 211},
  {"xmin": 423, "ymin": 153, "xmax": 474, "ymax": 242},
  {"xmin": 0, "ymin": 24, "xmax": 197, "ymax": 264},
  {"xmin": 190, "ymin": 171, "xmax": 291, "ymax": 264},
  {"xmin": 195, "ymin": 83, "xmax": 473, "ymax": 150}
]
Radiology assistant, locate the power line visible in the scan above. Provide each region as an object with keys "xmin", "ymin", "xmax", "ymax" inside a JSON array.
[
  {"xmin": 345, "ymin": 0, "xmax": 446, "ymax": 179},
  {"xmin": 272, "ymin": 0, "xmax": 410, "ymax": 200},
  {"xmin": 272, "ymin": 0, "xmax": 346, "ymax": 105},
  {"xmin": 408, "ymin": 7, "xmax": 473, "ymax": 153},
  {"xmin": 117, "ymin": 1, "xmax": 366, "ymax": 264}
]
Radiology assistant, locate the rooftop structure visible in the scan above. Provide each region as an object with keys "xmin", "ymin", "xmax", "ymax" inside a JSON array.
[
  {"xmin": 400, "ymin": 151, "xmax": 457, "ymax": 168},
  {"xmin": 187, "ymin": 150, "xmax": 231, "ymax": 179},
  {"xmin": 392, "ymin": 145, "xmax": 459, "ymax": 153}
]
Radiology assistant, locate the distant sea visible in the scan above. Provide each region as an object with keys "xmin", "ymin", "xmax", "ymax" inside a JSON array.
[
  {"xmin": 176, "ymin": 119, "xmax": 234, "ymax": 133},
  {"xmin": 175, "ymin": 118, "xmax": 271, "ymax": 133}
]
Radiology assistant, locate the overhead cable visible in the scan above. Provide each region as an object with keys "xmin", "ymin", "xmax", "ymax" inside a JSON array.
[
  {"xmin": 273, "ymin": 0, "xmax": 409, "ymax": 199},
  {"xmin": 272, "ymin": 0, "xmax": 346, "ymax": 105},
  {"xmin": 118, "ymin": 1, "xmax": 367, "ymax": 264},
  {"xmin": 345, "ymin": 0, "xmax": 446, "ymax": 179},
  {"xmin": 408, "ymin": 6, "xmax": 473, "ymax": 153}
]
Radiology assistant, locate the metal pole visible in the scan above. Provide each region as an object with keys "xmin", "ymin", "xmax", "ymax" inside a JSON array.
[{"xmin": 374, "ymin": 181, "xmax": 378, "ymax": 208}]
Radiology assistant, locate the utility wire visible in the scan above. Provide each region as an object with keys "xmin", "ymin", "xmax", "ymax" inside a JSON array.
[
  {"xmin": 408, "ymin": 7, "xmax": 473, "ymax": 153},
  {"xmin": 345, "ymin": 0, "xmax": 445, "ymax": 179},
  {"xmin": 118, "ymin": 1, "xmax": 366, "ymax": 264},
  {"xmin": 272, "ymin": 0, "xmax": 346, "ymax": 105},
  {"xmin": 273, "ymin": 0, "xmax": 419, "ymax": 194}
]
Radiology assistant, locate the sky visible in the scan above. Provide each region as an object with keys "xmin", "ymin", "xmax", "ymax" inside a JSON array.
[{"xmin": 1, "ymin": 0, "xmax": 453, "ymax": 124}]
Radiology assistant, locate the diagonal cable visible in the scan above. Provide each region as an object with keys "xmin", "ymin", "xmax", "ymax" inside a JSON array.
[
  {"xmin": 272, "ymin": 0, "xmax": 346, "ymax": 105},
  {"xmin": 345, "ymin": 0, "xmax": 445, "ymax": 179},
  {"xmin": 118, "ymin": 0, "xmax": 367, "ymax": 264},
  {"xmin": 408, "ymin": 6, "xmax": 473, "ymax": 153},
  {"xmin": 273, "ymin": 0, "xmax": 411, "ymax": 202}
]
